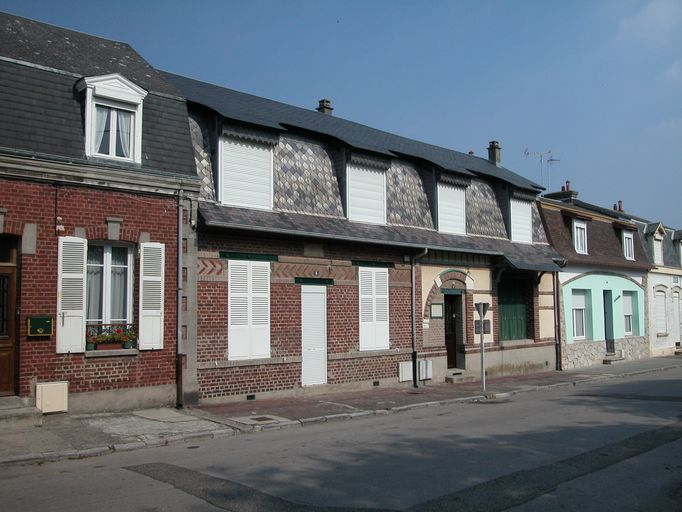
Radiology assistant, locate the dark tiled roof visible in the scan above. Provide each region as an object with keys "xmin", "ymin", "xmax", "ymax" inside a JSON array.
[
  {"xmin": 0, "ymin": 12, "xmax": 178, "ymax": 96},
  {"xmin": 161, "ymin": 71, "xmax": 543, "ymax": 193},
  {"xmin": 199, "ymin": 203, "xmax": 561, "ymax": 272},
  {"xmin": 539, "ymin": 206, "xmax": 651, "ymax": 271},
  {"xmin": 631, "ymin": 222, "xmax": 681, "ymax": 269}
]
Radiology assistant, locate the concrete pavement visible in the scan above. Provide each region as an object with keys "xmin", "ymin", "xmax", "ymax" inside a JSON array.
[{"xmin": 1, "ymin": 355, "xmax": 680, "ymax": 466}]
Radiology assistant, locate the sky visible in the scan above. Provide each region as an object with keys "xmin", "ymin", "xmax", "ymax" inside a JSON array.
[{"xmin": 1, "ymin": 0, "xmax": 680, "ymax": 226}]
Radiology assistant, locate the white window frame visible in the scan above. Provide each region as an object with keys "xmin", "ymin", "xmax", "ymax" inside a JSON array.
[
  {"xmin": 573, "ymin": 220, "xmax": 588, "ymax": 254},
  {"xmin": 437, "ymin": 182, "xmax": 466, "ymax": 235},
  {"xmin": 622, "ymin": 291, "xmax": 634, "ymax": 335},
  {"xmin": 654, "ymin": 238, "xmax": 664, "ymax": 266},
  {"xmin": 510, "ymin": 198, "xmax": 533, "ymax": 244},
  {"xmin": 655, "ymin": 290, "xmax": 667, "ymax": 335},
  {"xmin": 572, "ymin": 290, "xmax": 586, "ymax": 340},
  {"xmin": 347, "ymin": 164, "xmax": 387, "ymax": 225},
  {"xmin": 218, "ymin": 137, "xmax": 274, "ymax": 210},
  {"xmin": 86, "ymin": 243, "xmax": 134, "ymax": 326},
  {"xmin": 77, "ymin": 74, "xmax": 147, "ymax": 164},
  {"xmin": 358, "ymin": 266, "xmax": 390, "ymax": 351},
  {"xmin": 623, "ymin": 231, "xmax": 635, "ymax": 261}
]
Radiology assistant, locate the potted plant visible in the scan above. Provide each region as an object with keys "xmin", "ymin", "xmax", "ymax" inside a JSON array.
[{"xmin": 86, "ymin": 325, "xmax": 137, "ymax": 350}]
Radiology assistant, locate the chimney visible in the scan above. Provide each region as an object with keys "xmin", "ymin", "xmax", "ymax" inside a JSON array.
[
  {"xmin": 544, "ymin": 179, "xmax": 579, "ymax": 202},
  {"xmin": 618, "ymin": 200, "xmax": 623, "ymax": 212},
  {"xmin": 316, "ymin": 98, "xmax": 333, "ymax": 115},
  {"xmin": 468, "ymin": 150, "xmax": 475, "ymax": 156},
  {"xmin": 487, "ymin": 140, "xmax": 501, "ymax": 165}
]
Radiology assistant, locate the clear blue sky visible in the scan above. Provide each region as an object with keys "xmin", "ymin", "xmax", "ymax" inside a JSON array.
[{"xmin": 2, "ymin": 0, "xmax": 680, "ymax": 226}]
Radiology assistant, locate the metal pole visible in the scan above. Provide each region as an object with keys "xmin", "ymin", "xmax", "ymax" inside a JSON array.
[
  {"xmin": 176, "ymin": 189, "xmax": 184, "ymax": 409},
  {"xmin": 480, "ymin": 319, "xmax": 486, "ymax": 394}
]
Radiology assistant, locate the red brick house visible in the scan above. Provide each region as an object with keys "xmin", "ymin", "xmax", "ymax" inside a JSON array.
[{"xmin": 0, "ymin": 13, "xmax": 199, "ymax": 411}]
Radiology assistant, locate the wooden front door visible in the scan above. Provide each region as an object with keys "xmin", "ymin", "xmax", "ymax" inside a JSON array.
[
  {"xmin": 498, "ymin": 280, "xmax": 528, "ymax": 341},
  {"xmin": 444, "ymin": 294, "xmax": 465, "ymax": 369},
  {"xmin": 0, "ymin": 266, "xmax": 16, "ymax": 395}
]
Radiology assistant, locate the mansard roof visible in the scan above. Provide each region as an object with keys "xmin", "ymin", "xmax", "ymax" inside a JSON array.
[{"xmin": 161, "ymin": 71, "xmax": 543, "ymax": 193}]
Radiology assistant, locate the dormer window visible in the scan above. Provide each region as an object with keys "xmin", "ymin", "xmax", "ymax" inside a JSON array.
[
  {"xmin": 573, "ymin": 219, "xmax": 587, "ymax": 254},
  {"xmin": 77, "ymin": 74, "xmax": 147, "ymax": 164},
  {"xmin": 437, "ymin": 182, "xmax": 466, "ymax": 235},
  {"xmin": 347, "ymin": 163, "xmax": 386, "ymax": 225},
  {"xmin": 654, "ymin": 237, "xmax": 664, "ymax": 266},
  {"xmin": 510, "ymin": 198, "xmax": 532, "ymax": 243},
  {"xmin": 623, "ymin": 231, "xmax": 635, "ymax": 261},
  {"xmin": 219, "ymin": 136, "xmax": 274, "ymax": 210}
]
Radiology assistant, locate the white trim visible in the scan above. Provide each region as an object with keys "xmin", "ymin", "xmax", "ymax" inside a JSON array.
[
  {"xmin": 623, "ymin": 231, "xmax": 635, "ymax": 261},
  {"xmin": 573, "ymin": 220, "xmax": 588, "ymax": 254}
]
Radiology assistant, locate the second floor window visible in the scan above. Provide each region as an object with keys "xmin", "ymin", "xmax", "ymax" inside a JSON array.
[
  {"xmin": 510, "ymin": 198, "xmax": 532, "ymax": 243},
  {"xmin": 437, "ymin": 183, "xmax": 466, "ymax": 235},
  {"xmin": 220, "ymin": 137, "xmax": 274, "ymax": 210},
  {"xmin": 347, "ymin": 164, "xmax": 386, "ymax": 224},
  {"xmin": 654, "ymin": 238, "xmax": 664, "ymax": 266},
  {"xmin": 93, "ymin": 104, "xmax": 134, "ymax": 159},
  {"xmin": 573, "ymin": 220, "xmax": 588, "ymax": 254},
  {"xmin": 623, "ymin": 232, "xmax": 635, "ymax": 260}
]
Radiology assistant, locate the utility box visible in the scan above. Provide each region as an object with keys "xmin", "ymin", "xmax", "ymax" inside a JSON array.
[
  {"xmin": 398, "ymin": 361, "xmax": 412, "ymax": 382},
  {"xmin": 419, "ymin": 359, "xmax": 433, "ymax": 380},
  {"xmin": 36, "ymin": 381, "xmax": 69, "ymax": 413}
]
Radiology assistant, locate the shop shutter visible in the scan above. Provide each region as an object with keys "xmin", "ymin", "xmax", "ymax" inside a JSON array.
[
  {"xmin": 57, "ymin": 237, "xmax": 87, "ymax": 353},
  {"xmin": 138, "ymin": 242, "xmax": 165, "ymax": 350}
]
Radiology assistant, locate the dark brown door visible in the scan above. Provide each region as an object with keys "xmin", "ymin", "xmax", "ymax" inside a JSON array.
[
  {"xmin": 0, "ymin": 266, "xmax": 16, "ymax": 395},
  {"xmin": 444, "ymin": 294, "xmax": 464, "ymax": 369}
]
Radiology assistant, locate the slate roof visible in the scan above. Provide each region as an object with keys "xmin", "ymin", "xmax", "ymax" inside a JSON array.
[
  {"xmin": 161, "ymin": 71, "xmax": 543, "ymax": 193},
  {"xmin": 0, "ymin": 12, "xmax": 195, "ymax": 177},
  {"xmin": 200, "ymin": 203, "xmax": 561, "ymax": 272},
  {"xmin": 539, "ymin": 201, "xmax": 651, "ymax": 271}
]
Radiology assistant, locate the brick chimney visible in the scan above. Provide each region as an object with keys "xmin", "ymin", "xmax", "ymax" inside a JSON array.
[
  {"xmin": 544, "ymin": 180, "xmax": 579, "ymax": 202},
  {"xmin": 316, "ymin": 98, "xmax": 333, "ymax": 115},
  {"xmin": 487, "ymin": 140, "xmax": 501, "ymax": 165}
]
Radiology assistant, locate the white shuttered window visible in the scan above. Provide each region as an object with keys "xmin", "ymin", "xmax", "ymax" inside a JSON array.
[
  {"xmin": 348, "ymin": 164, "xmax": 386, "ymax": 224},
  {"xmin": 138, "ymin": 243, "xmax": 165, "ymax": 350},
  {"xmin": 437, "ymin": 183, "xmax": 466, "ymax": 235},
  {"xmin": 221, "ymin": 137, "xmax": 273, "ymax": 210},
  {"xmin": 655, "ymin": 290, "xmax": 667, "ymax": 334},
  {"xmin": 358, "ymin": 267, "xmax": 389, "ymax": 350},
  {"xmin": 228, "ymin": 260, "xmax": 271, "ymax": 360},
  {"xmin": 510, "ymin": 199, "xmax": 532, "ymax": 243},
  {"xmin": 623, "ymin": 291, "xmax": 634, "ymax": 335},
  {"xmin": 57, "ymin": 237, "xmax": 88, "ymax": 353}
]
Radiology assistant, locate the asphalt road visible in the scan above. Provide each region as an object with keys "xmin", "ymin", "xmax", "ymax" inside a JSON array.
[{"xmin": 1, "ymin": 368, "xmax": 681, "ymax": 512}]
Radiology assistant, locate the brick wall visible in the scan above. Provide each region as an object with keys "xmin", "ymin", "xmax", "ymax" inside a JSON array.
[{"xmin": 0, "ymin": 178, "xmax": 178, "ymax": 397}]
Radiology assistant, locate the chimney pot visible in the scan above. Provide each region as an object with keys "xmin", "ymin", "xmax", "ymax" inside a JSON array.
[
  {"xmin": 613, "ymin": 203, "xmax": 618, "ymax": 211},
  {"xmin": 618, "ymin": 200, "xmax": 623, "ymax": 212},
  {"xmin": 468, "ymin": 150, "xmax": 475, "ymax": 155},
  {"xmin": 561, "ymin": 186, "xmax": 566, "ymax": 192},
  {"xmin": 566, "ymin": 180, "xmax": 571, "ymax": 191},
  {"xmin": 316, "ymin": 98, "xmax": 333, "ymax": 115},
  {"xmin": 487, "ymin": 140, "xmax": 501, "ymax": 165}
]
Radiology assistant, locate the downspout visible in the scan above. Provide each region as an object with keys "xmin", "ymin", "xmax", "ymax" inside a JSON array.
[
  {"xmin": 176, "ymin": 189, "xmax": 184, "ymax": 408},
  {"xmin": 411, "ymin": 248, "xmax": 428, "ymax": 388}
]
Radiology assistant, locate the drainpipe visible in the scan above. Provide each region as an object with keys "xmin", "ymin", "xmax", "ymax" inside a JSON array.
[
  {"xmin": 411, "ymin": 248, "xmax": 429, "ymax": 388},
  {"xmin": 176, "ymin": 189, "xmax": 184, "ymax": 408}
]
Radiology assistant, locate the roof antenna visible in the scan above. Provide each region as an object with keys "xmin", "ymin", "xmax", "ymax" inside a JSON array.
[{"xmin": 524, "ymin": 148, "xmax": 559, "ymax": 190}]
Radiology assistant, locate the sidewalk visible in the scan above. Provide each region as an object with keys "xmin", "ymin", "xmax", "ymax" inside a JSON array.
[{"xmin": 2, "ymin": 356, "xmax": 680, "ymax": 466}]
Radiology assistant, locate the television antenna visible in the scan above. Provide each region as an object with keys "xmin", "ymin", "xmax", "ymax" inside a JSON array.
[{"xmin": 524, "ymin": 148, "xmax": 560, "ymax": 190}]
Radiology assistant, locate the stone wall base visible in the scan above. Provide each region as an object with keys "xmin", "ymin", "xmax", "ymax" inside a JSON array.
[{"xmin": 563, "ymin": 336, "xmax": 648, "ymax": 369}]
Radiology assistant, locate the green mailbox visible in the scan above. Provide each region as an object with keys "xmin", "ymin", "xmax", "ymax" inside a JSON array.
[{"xmin": 27, "ymin": 316, "xmax": 54, "ymax": 337}]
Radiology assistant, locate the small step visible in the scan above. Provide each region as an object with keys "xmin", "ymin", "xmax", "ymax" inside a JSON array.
[
  {"xmin": 445, "ymin": 370, "xmax": 477, "ymax": 384},
  {"xmin": 603, "ymin": 355, "xmax": 626, "ymax": 365},
  {"xmin": 0, "ymin": 396, "xmax": 42, "ymax": 428}
]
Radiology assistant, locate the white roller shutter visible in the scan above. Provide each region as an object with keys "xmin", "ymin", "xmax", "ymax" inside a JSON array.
[
  {"xmin": 655, "ymin": 290, "xmax": 667, "ymax": 334},
  {"xmin": 510, "ymin": 199, "xmax": 532, "ymax": 243},
  {"xmin": 437, "ymin": 183, "xmax": 466, "ymax": 234},
  {"xmin": 138, "ymin": 243, "xmax": 165, "ymax": 349},
  {"xmin": 221, "ymin": 138, "xmax": 273, "ymax": 209},
  {"xmin": 228, "ymin": 260, "xmax": 270, "ymax": 360},
  {"xmin": 348, "ymin": 164, "xmax": 386, "ymax": 224},
  {"xmin": 57, "ymin": 236, "xmax": 87, "ymax": 353},
  {"xmin": 359, "ymin": 267, "xmax": 390, "ymax": 350}
]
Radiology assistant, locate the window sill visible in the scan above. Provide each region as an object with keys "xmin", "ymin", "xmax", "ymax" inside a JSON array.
[
  {"xmin": 657, "ymin": 332, "xmax": 669, "ymax": 338},
  {"xmin": 85, "ymin": 348, "xmax": 139, "ymax": 358}
]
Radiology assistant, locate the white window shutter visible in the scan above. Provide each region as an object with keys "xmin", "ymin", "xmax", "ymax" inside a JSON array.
[
  {"xmin": 655, "ymin": 291, "xmax": 667, "ymax": 334},
  {"xmin": 57, "ymin": 236, "xmax": 87, "ymax": 353},
  {"xmin": 138, "ymin": 242, "xmax": 165, "ymax": 350},
  {"xmin": 221, "ymin": 138, "xmax": 272, "ymax": 209},
  {"xmin": 249, "ymin": 261, "xmax": 271, "ymax": 359},
  {"xmin": 374, "ymin": 268, "xmax": 390, "ymax": 349},
  {"xmin": 437, "ymin": 183, "xmax": 466, "ymax": 234},
  {"xmin": 510, "ymin": 199, "xmax": 532, "ymax": 243},
  {"xmin": 348, "ymin": 165, "xmax": 386, "ymax": 224},
  {"xmin": 228, "ymin": 261, "xmax": 250, "ymax": 360},
  {"xmin": 358, "ymin": 267, "xmax": 375, "ymax": 350}
]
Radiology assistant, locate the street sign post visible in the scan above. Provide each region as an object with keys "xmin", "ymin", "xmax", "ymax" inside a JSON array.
[{"xmin": 475, "ymin": 302, "xmax": 490, "ymax": 393}]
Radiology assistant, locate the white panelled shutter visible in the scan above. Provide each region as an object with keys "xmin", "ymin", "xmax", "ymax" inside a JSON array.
[
  {"xmin": 228, "ymin": 260, "xmax": 270, "ymax": 360},
  {"xmin": 437, "ymin": 183, "xmax": 466, "ymax": 234},
  {"xmin": 301, "ymin": 285, "xmax": 327, "ymax": 386},
  {"xmin": 655, "ymin": 291, "xmax": 667, "ymax": 334},
  {"xmin": 138, "ymin": 242, "xmax": 165, "ymax": 350},
  {"xmin": 348, "ymin": 164, "xmax": 386, "ymax": 224},
  {"xmin": 57, "ymin": 236, "xmax": 87, "ymax": 353},
  {"xmin": 510, "ymin": 199, "xmax": 532, "ymax": 243},
  {"xmin": 358, "ymin": 267, "xmax": 390, "ymax": 350},
  {"xmin": 221, "ymin": 138, "xmax": 272, "ymax": 209}
]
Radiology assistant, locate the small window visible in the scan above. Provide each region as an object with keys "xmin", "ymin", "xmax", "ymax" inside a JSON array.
[
  {"xmin": 437, "ymin": 183, "xmax": 466, "ymax": 235},
  {"xmin": 622, "ymin": 291, "xmax": 634, "ymax": 335},
  {"xmin": 348, "ymin": 164, "xmax": 386, "ymax": 224},
  {"xmin": 86, "ymin": 244, "xmax": 134, "ymax": 327},
  {"xmin": 654, "ymin": 239, "xmax": 664, "ymax": 266},
  {"xmin": 510, "ymin": 199, "xmax": 532, "ymax": 243},
  {"xmin": 572, "ymin": 290, "xmax": 586, "ymax": 339},
  {"xmin": 77, "ymin": 74, "xmax": 147, "ymax": 164},
  {"xmin": 623, "ymin": 232, "xmax": 635, "ymax": 261},
  {"xmin": 573, "ymin": 220, "xmax": 588, "ymax": 254},
  {"xmin": 220, "ymin": 137, "xmax": 274, "ymax": 210}
]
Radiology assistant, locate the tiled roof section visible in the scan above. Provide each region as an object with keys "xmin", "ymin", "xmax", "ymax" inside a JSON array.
[
  {"xmin": 386, "ymin": 161, "xmax": 434, "ymax": 228},
  {"xmin": 532, "ymin": 202, "xmax": 548, "ymax": 243},
  {"xmin": 199, "ymin": 203, "xmax": 561, "ymax": 272},
  {"xmin": 161, "ymin": 71, "xmax": 543, "ymax": 193},
  {"xmin": 0, "ymin": 59, "xmax": 195, "ymax": 176},
  {"xmin": 540, "ymin": 206, "xmax": 651, "ymax": 271},
  {"xmin": 466, "ymin": 179, "xmax": 507, "ymax": 238},
  {"xmin": 633, "ymin": 223, "xmax": 681, "ymax": 269},
  {"xmin": 0, "ymin": 12, "xmax": 178, "ymax": 96}
]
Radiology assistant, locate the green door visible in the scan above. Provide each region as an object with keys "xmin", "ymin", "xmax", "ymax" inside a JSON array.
[{"xmin": 498, "ymin": 282, "xmax": 527, "ymax": 341}]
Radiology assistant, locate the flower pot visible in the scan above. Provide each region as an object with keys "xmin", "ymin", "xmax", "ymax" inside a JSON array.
[
  {"xmin": 86, "ymin": 342, "xmax": 95, "ymax": 351},
  {"xmin": 123, "ymin": 341, "xmax": 134, "ymax": 349},
  {"xmin": 97, "ymin": 342, "xmax": 122, "ymax": 350}
]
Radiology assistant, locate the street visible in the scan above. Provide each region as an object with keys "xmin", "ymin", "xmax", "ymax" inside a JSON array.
[{"xmin": 1, "ymin": 368, "xmax": 681, "ymax": 512}]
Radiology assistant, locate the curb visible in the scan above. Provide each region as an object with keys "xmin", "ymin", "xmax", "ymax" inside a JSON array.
[{"xmin": 2, "ymin": 360, "xmax": 680, "ymax": 466}]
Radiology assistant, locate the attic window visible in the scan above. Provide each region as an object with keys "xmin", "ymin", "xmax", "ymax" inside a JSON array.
[
  {"xmin": 77, "ymin": 74, "xmax": 147, "ymax": 164},
  {"xmin": 622, "ymin": 231, "xmax": 635, "ymax": 261},
  {"xmin": 654, "ymin": 238, "xmax": 664, "ymax": 266},
  {"xmin": 573, "ymin": 220, "xmax": 588, "ymax": 254}
]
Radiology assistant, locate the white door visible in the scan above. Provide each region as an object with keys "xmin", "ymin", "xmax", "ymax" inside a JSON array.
[{"xmin": 301, "ymin": 285, "xmax": 327, "ymax": 386}]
